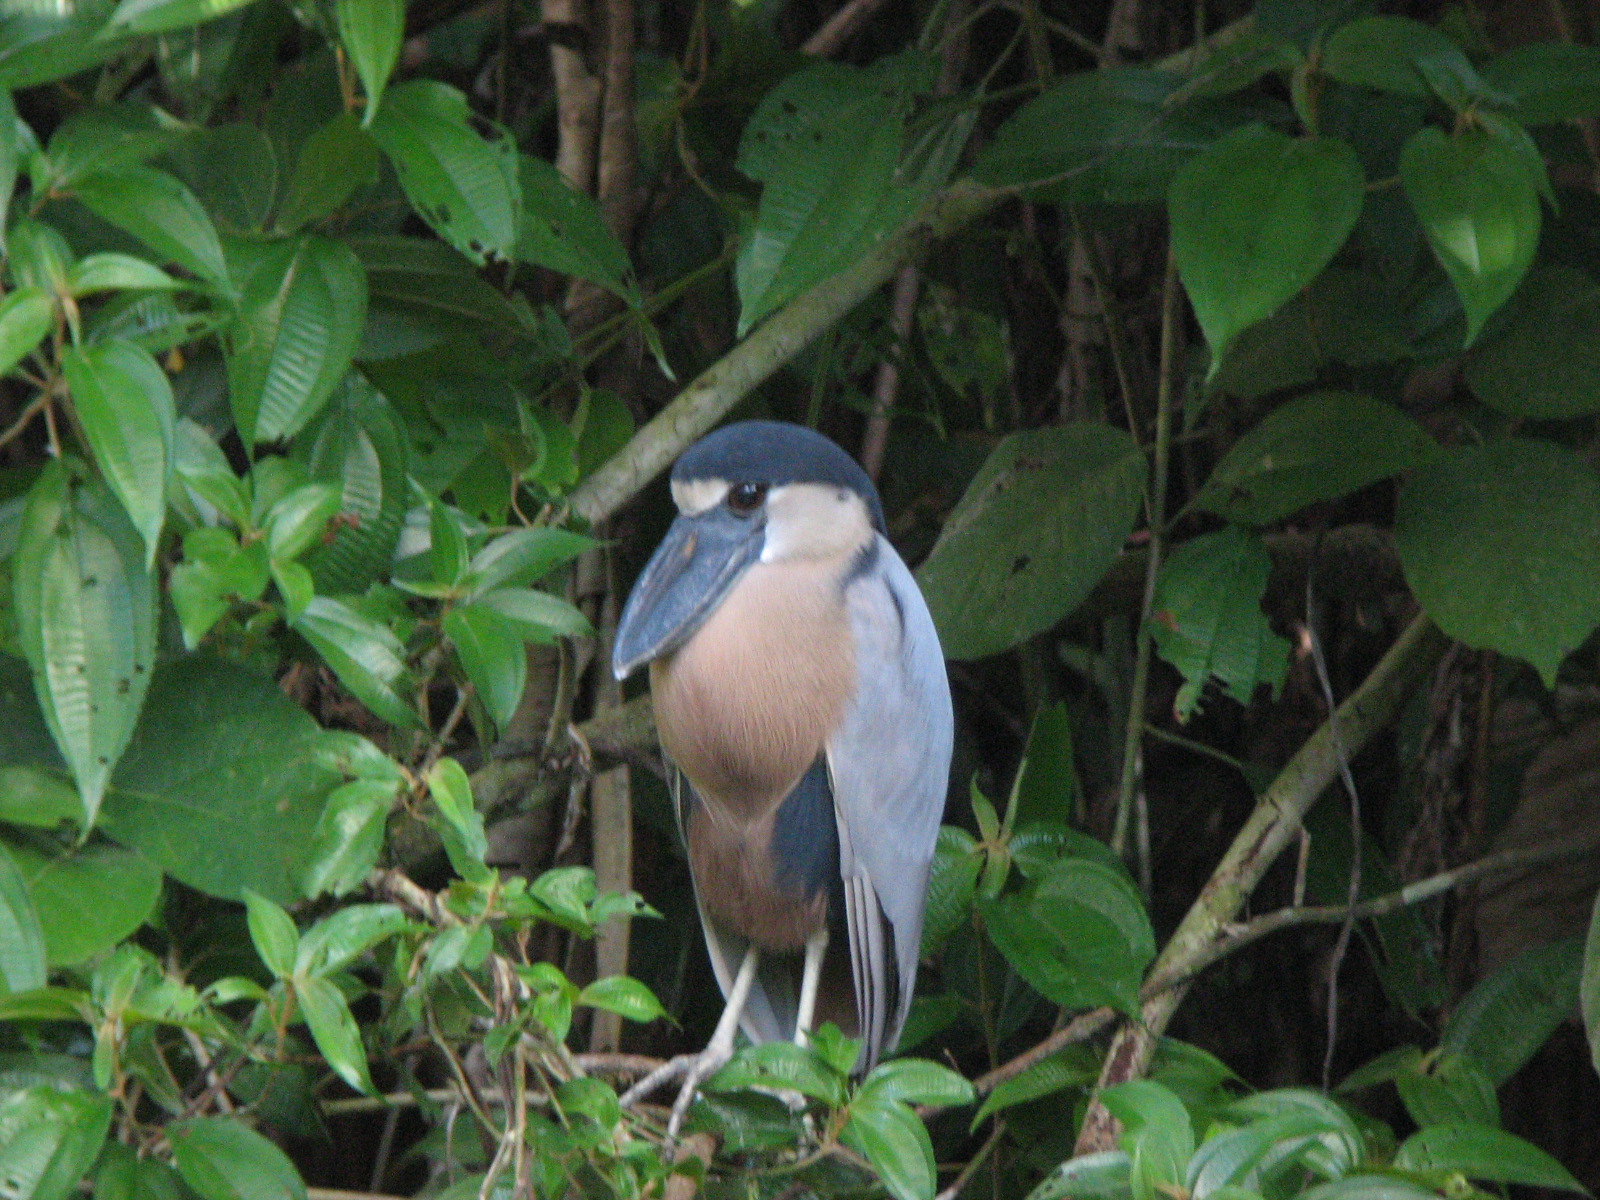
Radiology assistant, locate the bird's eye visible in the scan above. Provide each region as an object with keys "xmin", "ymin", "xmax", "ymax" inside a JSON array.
[{"xmin": 727, "ymin": 482, "xmax": 767, "ymax": 515}]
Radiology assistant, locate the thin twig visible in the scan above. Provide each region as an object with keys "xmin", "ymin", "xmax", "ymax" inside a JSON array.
[
  {"xmin": 0, "ymin": 393, "xmax": 51, "ymax": 452},
  {"xmin": 969, "ymin": 1006, "xmax": 1115, "ymax": 1097},
  {"xmin": 802, "ymin": 0, "xmax": 897, "ymax": 57},
  {"xmin": 935, "ymin": 1121, "xmax": 1006, "ymax": 1200}
]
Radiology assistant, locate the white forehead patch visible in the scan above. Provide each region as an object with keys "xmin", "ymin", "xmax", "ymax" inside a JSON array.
[
  {"xmin": 672, "ymin": 477, "xmax": 730, "ymax": 516},
  {"xmin": 760, "ymin": 483, "xmax": 872, "ymax": 563}
]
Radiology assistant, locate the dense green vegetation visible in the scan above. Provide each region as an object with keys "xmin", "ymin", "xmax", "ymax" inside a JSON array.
[{"xmin": 1, "ymin": 0, "xmax": 1599, "ymax": 1197}]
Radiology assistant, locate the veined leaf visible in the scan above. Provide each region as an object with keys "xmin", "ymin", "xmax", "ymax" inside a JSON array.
[
  {"xmin": 6, "ymin": 837, "xmax": 160, "ymax": 967},
  {"xmin": 0, "ymin": 841, "xmax": 47, "ymax": 992},
  {"xmin": 0, "ymin": 1087, "xmax": 113, "ymax": 1200},
  {"xmin": 841, "ymin": 1095, "xmax": 937, "ymax": 1200},
  {"xmin": 302, "ymin": 778, "xmax": 398, "ymax": 898},
  {"xmin": 0, "ymin": 287, "xmax": 54, "ymax": 378},
  {"xmin": 13, "ymin": 468, "xmax": 156, "ymax": 829},
  {"xmin": 168, "ymin": 1116, "xmax": 307, "ymax": 1200},
  {"xmin": 293, "ymin": 597, "xmax": 415, "ymax": 728},
  {"xmin": 369, "ymin": 81, "xmax": 520, "ymax": 264},
  {"xmin": 225, "ymin": 236, "xmax": 368, "ymax": 444},
  {"xmin": 275, "ymin": 113, "xmax": 381, "ymax": 233},
  {"xmin": 73, "ymin": 166, "xmax": 229, "ymax": 286},
  {"xmin": 516, "ymin": 154, "xmax": 636, "ymax": 302},
  {"xmin": 443, "ymin": 602, "xmax": 526, "ymax": 731},
  {"xmin": 1441, "ymin": 935, "xmax": 1584, "ymax": 1085},
  {"xmin": 61, "ymin": 339, "xmax": 175, "ymax": 565},
  {"xmin": 107, "ymin": 0, "xmax": 262, "ymax": 36},
  {"xmin": 1395, "ymin": 1124, "xmax": 1587, "ymax": 1192},
  {"xmin": 336, "ymin": 0, "xmax": 403, "ymax": 125},
  {"xmin": 296, "ymin": 973, "xmax": 374, "ymax": 1095}
]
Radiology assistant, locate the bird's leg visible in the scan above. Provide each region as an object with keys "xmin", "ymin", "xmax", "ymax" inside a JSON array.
[
  {"xmin": 792, "ymin": 927, "xmax": 829, "ymax": 1048},
  {"xmin": 662, "ymin": 943, "xmax": 760, "ymax": 1138}
]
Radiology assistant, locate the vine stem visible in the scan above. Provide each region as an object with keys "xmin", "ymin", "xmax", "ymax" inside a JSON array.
[{"xmin": 1110, "ymin": 254, "xmax": 1180, "ymax": 861}]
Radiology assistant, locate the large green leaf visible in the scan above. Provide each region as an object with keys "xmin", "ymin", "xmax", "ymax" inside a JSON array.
[
  {"xmin": 335, "ymin": 0, "xmax": 403, "ymax": 125},
  {"xmin": 515, "ymin": 154, "xmax": 636, "ymax": 301},
  {"xmin": 974, "ymin": 67, "xmax": 1262, "ymax": 206},
  {"xmin": 1464, "ymin": 265, "xmax": 1600, "ymax": 419},
  {"xmin": 840, "ymin": 1094, "xmax": 936, "ymax": 1200},
  {"xmin": 225, "ymin": 236, "xmax": 368, "ymax": 445},
  {"xmin": 93, "ymin": 657, "xmax": 348, "ymax": 904},
  {"xmin": 0, "ymin": 286, "xmax": 54, "ymax": 378},
  {"xmin": 735, "ymin": 53, "xmax": 965, "ymax": 333},
  {"xmin": 299, "ymin": 376, "xmax": 408, "ymax": 593},
  {"xmin": 295, "ymin": 973, "xmax": 373, "ymax": 1095},
  {"xmin": 0, "ymin": 1086, "xmax": 113, "ymax": 1200},
  {"xmin": 108, "ymin": 0, "xmax": 261, "ymax": 36},
  {"xmin": 1395, "ymin": 1124, "xmax": 1587, "ymax": 1192},
  {"xmin": 443, "ymin": 602, "xmax": 525, "ymax": 731},
  {"xmin": 1400, "ymin": 126, "xmax": 1540, "ymax": 346},
  {"xmin": 274, "ymin": 113, "xmax": 381, "ymax": 233},
  {"xmin": 72, "ymin": 166, "xmax": 230, "ymax": 287},
  {"xmin": 917, "ymin": 424, "xmax": 1145, "ymax": 660},
  {"xmin": 0, "ymin": 89, "xmax": 15, "ymax": 248},
  {"xmin": 368, "ymin": 81, "xmax": 520, "ymax": 265},
  {"xmin": 13, "ymin": 468, "xmax": 156, "ymax": 829},
  {"xmin": 1321, "ymin": 15, "xmax": 1476, "ymax": 99},
  {"xmin": 5, "ymin": 837, "xmax": 160, "ymax": 967},
  {"xmin": 61, "ymin": 339, "xmax": 175, "ymax": 565},
  {"xmin": 973, "ymin": 1045, "xmax": 1097, "ymax": 1125},
  {"xmin": 979, "ymin": 856, "xmax": 1154, "ymax": 1014},
  {"xmin": 168, "ymin": 1116, "xmax": 307, "ymax": 1200},
  {"xmin": 301, "ymin": 779, "xmax": 397, "ymax": 898},
  {"xmin": 1150, "ymin": 527, "xmax": 1289, "ymax": 721},
  {"xmin": 1101, "ymin": 1080, "xmax": 1193, "ymax": 1200},
  {"xmin": 1197, "ymin": 391, "xmax": 1436, "ymax": 525},
  {"xmin": 349, "ymin": 235, "xmax": 532, "ymax": 349},
  {"xmin": 32, "ymin": 104, "xmax": 175, "ymax": 196},
  {"xmin": 0, "ymin": 841, "xmax": 46, "ymax": 992},
  {"xmin": 1440, "ymin": 935, "xmax": 1584, "ymax": 1085},
  {"xmin": 1028, "ymin": 1150, "xmax": 1133, "ymax": 1200},
  {"xmin": 1482, "ymin": 42, "xmax": 1600, "ymax": 125},
  {"xmin": 293, "ymin": 597, "xmax": 415, "ymax": 728},
  {"xmin": 1396, "ymin": 441, "xmax": 1600, "ymax": 687},
  {"xmin": 1170, "ymin": 124, "xmax": 1364, "ymax": 366}
]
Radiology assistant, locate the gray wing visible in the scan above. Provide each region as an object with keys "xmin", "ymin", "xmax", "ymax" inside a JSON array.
[
  {"xmin": 826, "ymin": 534, "xmax": 954, "ymax": 1070},
  {"xmin": 668, "ymin": 767, "xmax": 797, "ymax": 1046}
]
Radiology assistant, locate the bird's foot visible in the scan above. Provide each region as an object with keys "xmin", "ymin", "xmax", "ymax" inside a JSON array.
[{"xmin": 617, "ymin": 1043, "xmax": 735, "ymax": 1143}]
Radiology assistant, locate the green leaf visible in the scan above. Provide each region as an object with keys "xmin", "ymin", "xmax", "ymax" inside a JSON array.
[
  {"xmin": 265, "ymin": 483, "xmax": 341, "ymax": 562},
  {"xmin": 1197, "ymin": 391, "xmax": 1437, "ymax": 525},
  {"xmin": 860, "ymin": 1058, "xmax": 974, "ymax": 1108},
  {"xmin": 1011, "ymin": 702, "xmax": 1079, "ymax": 827},
  {"xmin": 67, "ymin": 253, "xmax": 180, "ymax": 296},
  {"xmin": 1150, "ymin": 527, "xmax": 1290, "ymax": 720},
  {"xmin": 173, "ymin": 419, "xmax": 250, "ymax": 527},
  {"xmin": 302, "ymin": 778, "xmax": 396, "ymax": 898},
  {"xmin": 275, "ymin": 113, "xmax": 381, "ymax": 233},
  {"xmin": 1170, "ymin": 124, "xmax": 1364, "ymax": 366},
  {"xmin": 1465, "ymin": 265, "xmax": 1600, "ymax": 419},
  {"xmin": 974, "ymin": 68, "xmax": 1258, "ymax": 207},
  {"xmin": 14, "ymin": 469, "xmax": 156, "ymax": 829},
  {"xmin": 335, "ymin": 0, "xmax": 403, "ymax": 125},
  {"xmin": 921, "ymin": 826, "xmax": 981, "ymax": 957},
  {"xmin": 6, "ymin": 837, "xmax": 161, "ymax": 967},
  {"xmin": 1395, "ymin": 1124, "xmax": 1588, "ymax": 1192},
  {"xmin": 0, "ymin": 6, "xmax": 125, "ymax": 89},
  {"xmin": 578, "ymin": 975, "xmax": 668, "ymax": 1024},
  {"xmin": 34, "ymin": 103, "xmax": 175, "ymax": 195},
  {"xmin": 1224, "ymin": 1089, "xmax": 1364, "ymax": 1175},
  {"xmin": 91, "ymin": 656, "xmax": 349, "ymax": 903},
  {"xmin": 1396, "ymin": 441, "xmax": 1600, "ymax": 687},
  {"xmin": 464, "ymin": 526, "xmax": 593, "ymax": 595},
  {"xmin": 0, "ymin": 287, "xmax": 55, "ymax": 378},
  {"xmin": 443, "ymin": 602, "xmax": 525, "ymax": 731},
  {"xmin": 1393, "ymin": 1051, "xmax": 1498, "ymax": 1129},
  {"xmin": 474, "ymin": 587, "xmax": 591, "ymax": 642},
  {"xmin": 96, "ymin": 1141, "xmax": 195, "ymax": 1200},
  {"xmin": 0, "ymin": 1086, "xmax": 113, "ymax": 1200},
  {"xmin": 73, "ymin": 166, "xmax": 229, "ymax": 286},
  {"xmin": 295, "ymin": 973, "xmax": 373, "ymax": 1095},
  {"xmin": 0, "ymin": 89, "xmax": 19, "ymax": 249},
  {"xmin": 108, "ymin": 0, "xmax": 261, "ymax": 35},
  {"xmin": 708, "ymin": 1040, "xmax": 845, "ymax": 1106},
  {"xmin": 368, "ymin": 81, "xmax": 520, "ymax": 264},
  {"xmin": 0, "ymin": 766, "xmax": 80, "ymax": 828},
  {"xmin": 0, "ymin": 841, "xmax": 47, "ymax": 992},
  {"xmin": 225, "ymin": 236, "xmax": 368, "ymax": 445},
  {"xmin": 734, "ymin": 54, "xmax": 962, "ymax": 334},
  {"xmin": 295, "ymin": 903, "xmax": 408, "ymax": 977},
  {"xmin": 1400, "ymin": 126, "xmax": 1540, "ymax": 346},
  {"xmin": 299, "ymin": 376, "xmax": 408, "ymax": 594},
  {"xmin": 1299, "ymin": 1178, "xmax": 1445, "ymax": 1200},
  {"xmin": 841, "ymin": 1096, "xmax": 936, "ymax": 1200},
  {"xmin": 917, "ymin": 424, "xmax": 1145, "ymax": 660},
  {"xmin": 1322, "ymin": 15, "xmax": 1477, "ymax": 98},
  {"xmin": 168, "ymin": 1115, "xmax": 307, "ymax": 1200},
  {"xmin": 1101, "ymin": 1081, "xmax": 1193, "ymax": 1200},
  {"xmin": 1186, "ymin": 1111, "xmax": 1337, "ymax": 1197},
  {"xmin": 973, "ymin": 1046, "xmax": 1097, "ymax": 1125},
  {"xmin": 293, "ymin": 597, "xmax": 414, "ymax": 728},
  {"xmin": 1441, "ymin": 935, "xmax": 1584, "ymax": 1085},
  {"xmin": 427, "ymin": 756, "xmax": 488, "ymax": 881},
  {"xmin": 1482, "ymin": 42, "xmax": 1600, "ymax": 125},
  {"xmin": 1027, "ymin": 1150, "xmax": 1132, "ymax": 1200},
  {"xmin": 61, "ymin": 339, "xmax": 175, "ymax": 565},
  {"xmin": 979, "ymin": 856, "xmax": 1155, "ymax": 1014},
  {"xmin": 428, "ymin": 497, "xmax": 470, "ymax": 585},
  {"xmin": 515, "ymin": 155, "xmax": 636, "ymax": 301},
  {"xmin": 1585, "ymin": 888, "xmax": 1600, "ymax": 1077},
  {"xmin": 170, "ymin": 528, "xmax": 270, "ymax": 648},
  {"xmin": 243, "ymin": 889, "xmax": 298, "ymax": 978}
]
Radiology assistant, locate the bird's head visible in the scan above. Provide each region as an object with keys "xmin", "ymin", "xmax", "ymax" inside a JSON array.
[{"xmin": 612, "ymin": 420, "xmax": 884, "ymax": 680}]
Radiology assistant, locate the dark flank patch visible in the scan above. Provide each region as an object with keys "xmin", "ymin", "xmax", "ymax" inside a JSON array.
[{"xmin": 771, "ymin": 756, "xmax": 840, "ymax": 902}]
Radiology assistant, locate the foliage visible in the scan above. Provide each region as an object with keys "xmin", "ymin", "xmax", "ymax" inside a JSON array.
[{"xmin": 1, "ymin": 0, "xmax": 1599, "ymax": 1199}]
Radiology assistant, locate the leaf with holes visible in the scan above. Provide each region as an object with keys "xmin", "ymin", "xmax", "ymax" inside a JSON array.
[
  {"xmin": 369, "ymin": 81, "xmax": 520, "ymax": 264},
  {"xmin": 0, "ymin": 1086, "xmax": 113, "ymax": 1200},
  {"xmin": 918, "ymin": 424, "xmax": 1145, "ymax": 660},
  {"xmin": 516, "ymin": 154, "xmax": 636, "ymax": 302}
]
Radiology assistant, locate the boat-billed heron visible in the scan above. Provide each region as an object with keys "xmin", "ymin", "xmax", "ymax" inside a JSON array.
[{"xmin": 613, "ymin": 421, "xmax": 952, "ymax": 1129}]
